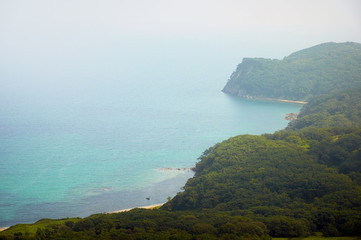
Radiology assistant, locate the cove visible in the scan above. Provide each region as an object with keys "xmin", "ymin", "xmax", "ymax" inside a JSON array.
[{"xmin": 0, "ymin": 79, "xmax": 301, "ymax": 227}]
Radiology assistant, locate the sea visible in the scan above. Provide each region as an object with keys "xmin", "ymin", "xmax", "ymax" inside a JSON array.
[{"xmin": 0, "ymin": 42, "xmax": 302, "ymax": 227}]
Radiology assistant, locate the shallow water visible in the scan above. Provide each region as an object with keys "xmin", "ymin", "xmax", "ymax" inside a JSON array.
[{"xmin": 0, "ymin": 44, "xmax": 302, "ymax": 227}]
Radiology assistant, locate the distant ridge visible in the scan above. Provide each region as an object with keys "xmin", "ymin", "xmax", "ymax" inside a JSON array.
[{"xmin": 222, "ymin": 42, "xmax": 361, "ymax": 101}]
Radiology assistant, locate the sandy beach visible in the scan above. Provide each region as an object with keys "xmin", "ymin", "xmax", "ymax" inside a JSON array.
[
  {"xmin": 232, "ymin": 94, "xmax": 308, "ymax": 105},
  {"xmin": 108, "ymin": 203, "xmax": 164, "ymax": 214},
  {"xmin": 0, "ymin": 204, "xmax": 165, "ymax": 232},
  {"xmin": 279, "ymin": 99, "xmax": 307, "ymax": 104}
]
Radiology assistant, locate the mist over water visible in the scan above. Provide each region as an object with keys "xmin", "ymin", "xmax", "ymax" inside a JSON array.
[
  {"xmin": 1, "ymin": 0, "xmax": 360, "ymax": 229},
  {"xmin": 0, "ymin": 38, "xmax": 303, "ymax": 227}
]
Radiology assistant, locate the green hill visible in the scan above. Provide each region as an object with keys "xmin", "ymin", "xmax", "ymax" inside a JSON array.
[
  {"xmin": 1, "ymin": 45, "xmax": 361, "ymax": 240},
  {"xmin": 222, "ymin": 42, "xmax": 361, "ymax": 101},
  {"xmin": 287, "ymin": 87, "xmax": 361, "ymax": 129},
  {"xmin": 2, "ymin": 88, "xmax": 359, "ymax": 240},
  {"xmin": 165, "ymin": 93, "xmax": 361, "ymax": 238}
]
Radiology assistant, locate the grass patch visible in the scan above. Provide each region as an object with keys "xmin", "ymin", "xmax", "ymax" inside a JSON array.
[{"xmin": 0, "ymin": 218, "xmax": 80, "ymax": 237}]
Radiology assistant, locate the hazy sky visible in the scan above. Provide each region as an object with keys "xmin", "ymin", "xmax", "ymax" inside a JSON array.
[
  {"xmin": 0, "ymin": 0, "xmax": 361, "ymax": 97},
  {"xmin": 1, "ymin": 0, "xmax": 361, "ymax": 53}
]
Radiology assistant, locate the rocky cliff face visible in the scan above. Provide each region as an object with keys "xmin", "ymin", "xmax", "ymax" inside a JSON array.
[{"xmin": 222, "ymin": 58, "xmax": 278, "ymax": 98}]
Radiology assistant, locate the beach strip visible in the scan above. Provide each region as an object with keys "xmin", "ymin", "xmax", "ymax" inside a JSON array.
[
  {"xmin": 0, "ymin": 204, "xmax": 164, "ymax": 232},
  {"xmin": 279, "ymin": 99, "xmax": 307, "ymax": 104},
  {"xmin": 108, "ymin": 203, "xmax": 164, "ymax": 214}
]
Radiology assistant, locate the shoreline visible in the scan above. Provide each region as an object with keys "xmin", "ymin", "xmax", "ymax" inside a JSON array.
[
  {"xmin": 0, "ymin": 204, "xmax": 165, "ymax": 232},
  {"xmin": 0, "ymin": 95, "xmax": 300, "ymax": 232},
  {"xmin": 278, "ymin": 99, "xmax": 307, "ymax": 104},
  {"xmin": 0, "ymin": 171, "xmax": 194, "ymax": 231},
  {"xmin": 108, "ymin": 203, "xmax": 164, "ymax": 214},
  {"xmin": 223, "ymin": 91, "xmax": 308, "ymax": 105},
  {"xmin": 248, "ymin": 96, "xmax": 307, "ymax": 105}
]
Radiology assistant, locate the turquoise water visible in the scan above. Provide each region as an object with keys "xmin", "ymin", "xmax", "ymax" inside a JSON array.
[
  {"xmin": 0, "ymin": 46, "xmax": 302, "ymax": 227},
  {"xmin": 0, "ymin": 86, "xmax": 301, "ymax": 227}
]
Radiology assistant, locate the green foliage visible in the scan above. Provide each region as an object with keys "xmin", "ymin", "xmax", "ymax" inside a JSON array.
[
  {"xmin": 287, "ymin": 87, "xmax": 361, "ymax": 129},
  {"xmin": 2, "ymin": 44, "xmax": 361, "ymax": 239},
  {"xmin": 162, "ymin": 88, "xmax": 361, "ymax": 237},
  {"xmin": 223, "ymin": 42, "xmax": 361, "ymax": 101},
  {"xmin": 0, "ymin": 210, "xmax": 270, "ymax": 239},
  {"xmin": 164, "ymin": 125, "xmax": 361, "ymax": 237},
  {"xmin": 0, "ymin": 218, "xmax": 82, "ymax": 239}
]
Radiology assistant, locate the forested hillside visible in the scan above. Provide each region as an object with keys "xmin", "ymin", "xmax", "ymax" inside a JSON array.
[
  {"xmin": 287, "ymin": 87, "xmax": 361, "ymax": 129},
  {"xmin": 2, "ymin": 88, "xmax": 360, "ymax": 240},
  {"xmin": 1, "ymin": 47, "xmax": 361, "ymax": 240},
  {"xmin": 222, "ymin": 42, "xmax": 361, "ymax": 101},
  {"xmin": 167, "ymin": 112, "xmax": 361, "ymax": 238}
]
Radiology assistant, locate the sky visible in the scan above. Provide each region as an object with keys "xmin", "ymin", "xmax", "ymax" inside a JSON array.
[
  {"xmin": 0, "ymin": 0, "xmax": 361, "ymax": 97},
  {"xmin": 1, "ymin": 0, "xmax": 360, "ymax": 51}
]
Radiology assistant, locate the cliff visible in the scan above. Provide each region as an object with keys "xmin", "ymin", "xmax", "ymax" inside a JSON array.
[{"xmin": 222, "ymin": 42, "xmax": 361, "ymax": 102}]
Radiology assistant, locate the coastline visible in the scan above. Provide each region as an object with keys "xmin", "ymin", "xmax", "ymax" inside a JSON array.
[
  {"xmin": 0, "ymin": 96, "xmax": 304, "ymax": 234},
  {"xmin": 0, "ymin": 95, "xmax": 300, "ymax": 231},
  {"xmin": 0, "ymin": 204, "xmax": 165, "ymax": 232},
  {"xmin": 223, "ymin": 91, "xmax": 308, "ymax": 105},
  {"xmin": 248, "ymin": 96, "xmax": 307, "ymax": 105},
  {"xmin": 278, "ymin": 99, "xmax": 307, "ymax": 104},
  {"xmin": 0, "ymin": 171, "xmax": 194, "ymax": 230},
  {"xmin": 108, "ymin": 203, "xmax": 164, "ymax": 214}
]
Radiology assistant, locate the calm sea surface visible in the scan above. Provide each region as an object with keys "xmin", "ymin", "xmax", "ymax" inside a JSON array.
[{"xmin": 0, "ymin": 47, "xmax": 302, "ymax": 227}]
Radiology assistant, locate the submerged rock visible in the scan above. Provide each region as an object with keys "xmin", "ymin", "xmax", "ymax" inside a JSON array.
[{"xmin": 285, "ymin": 112, "xmax": 298, "ymax": 121}]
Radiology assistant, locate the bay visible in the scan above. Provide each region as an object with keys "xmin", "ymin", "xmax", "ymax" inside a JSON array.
[{"xmin": 0, "ymin": 43, "xmax": 302, "ymax": 227}]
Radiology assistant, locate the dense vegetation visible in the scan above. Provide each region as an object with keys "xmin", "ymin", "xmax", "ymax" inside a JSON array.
[
  {"xmin": 1, "ymin": 45, "xmax": 361, "ymax": 240},
  {"xmin": 167, "ymin": 128, "xmax": 361, "ymax": 237},
  {"xmin": 287, "ymin": 87, "xmax": 361, "ymax": 130},
  {"xmin": 163, "ymin": 87, "xmax": 361, "ymax": 238},
  {"xmin": 222, "ymin": 42, "xmax": 361, "ymax": 101}
]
